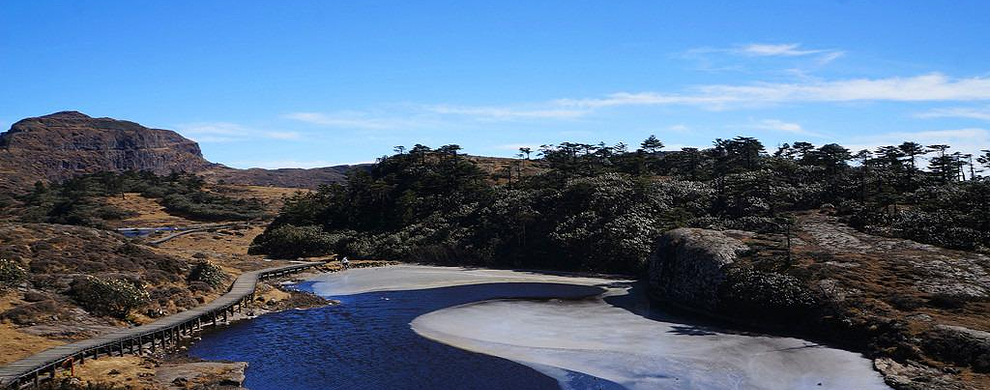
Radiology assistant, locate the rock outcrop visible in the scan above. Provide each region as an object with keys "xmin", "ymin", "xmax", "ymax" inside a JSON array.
[
  {"xmin": 646, "ymin": 228, "xmax": 751, "ymax": 311},
  {"xmin": 0, "ymin": 111, "xmax": 215, "ymax": 191},
  {"xmin": 873, "ymin": 358, "xmax": 971, "ymax": 390},
  {"xmin": 154, "ymin": 361, "xmax": 248, "ymax": 389},
  {"xmin": 924, "ymin": 325, "xmax": 990, "ymax": 373}
]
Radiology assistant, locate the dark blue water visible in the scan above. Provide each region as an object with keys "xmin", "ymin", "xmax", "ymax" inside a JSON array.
[
  {"xmin": 189, "ymin": 282, "xmax": 626, "ymax": 390},
  {"xmin": 117, "ymin": 227, "xmax": 178, "ymax": 237}
]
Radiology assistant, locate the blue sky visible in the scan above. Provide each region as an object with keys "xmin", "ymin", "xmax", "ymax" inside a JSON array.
[{"xmin": 2, "ymin": 1, "xmax": 989, "ymax": 168}]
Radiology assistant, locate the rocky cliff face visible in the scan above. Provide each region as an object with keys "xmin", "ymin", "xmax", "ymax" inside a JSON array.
[
  {"xmin": 0, "ymin": 111, "xmax": 215, "ymax": 190},
  {"xmin": 649, "ymin": 215, "xmax": 990, "ymax": 389}
]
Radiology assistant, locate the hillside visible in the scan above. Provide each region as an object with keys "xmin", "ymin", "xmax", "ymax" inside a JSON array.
[{"xmin": 0, "ymin": 111, "xmax": 362, "ymax": 192}]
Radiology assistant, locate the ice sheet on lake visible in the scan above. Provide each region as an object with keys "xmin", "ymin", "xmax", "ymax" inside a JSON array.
[{"xmin": 311, "ymin": 265, "xmax": 891, "ymax": 390}]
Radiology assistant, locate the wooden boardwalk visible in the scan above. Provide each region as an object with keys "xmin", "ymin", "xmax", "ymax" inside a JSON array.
[{"xmin": 0, "ymin": 261, "xmax": 320, "ymax": 389}]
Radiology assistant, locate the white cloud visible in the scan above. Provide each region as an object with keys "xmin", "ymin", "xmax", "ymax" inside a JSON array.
[
  {"xmin": 751, "ymin": 119, "xmax": 826, "ymax": 138},
  {"xmin": 427, "ymin": 105, "xmax": 588, "ymax": 120},
  {"xmin": 176, "ymin": 122, "xmax": 302, "ymax": 143},
  {"xmin": 736, "ymin": 43, "xmax": 827, "ymax": 57},
  {"xmin": 815, "ymin": 51, "xmax": 845, "ymax": 65},
  {"xmin": 554, "ymin": 92, "xmax": 736, "ymax": 108},
  {"xmin": 555, "ymin": 73, "xmax": 990, "ymax": 110},
  {"xmin": 684, "ymin": 43, "xmax": 844, "ymax": 69},
  {"xmin": 264, "ymin": 131, "xmax": 302, "ymax": 140},
  {"xmin": 917, "ymin": 106, "xmax": 990, "ymax": 121},
  {"xmin": 668, "ymin": 124, "xmax": 691, "ymax": 132},
  {"xmin": 286, "ymin": 105, "xmax": 587, "ymax": 131},
  {"xmin": 284, "ymin": 111, "xmax": 439, "ymax": 130},
  {"xmin": 177, "ymin": 122, "xmax": 245, "ymax": 136}
]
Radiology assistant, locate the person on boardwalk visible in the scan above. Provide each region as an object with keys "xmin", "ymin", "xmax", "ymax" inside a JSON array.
[{"xmin": 341, "ymin": 256, "xmax": 350, "ymax": 269}]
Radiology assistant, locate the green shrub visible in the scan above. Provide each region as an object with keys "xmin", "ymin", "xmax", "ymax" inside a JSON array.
[
  {"xmin": 719, "ymin": 268, "xmax": 817, "ymax": 320},
  {"xmin": 0, "ymin": 258, "xmax": 26, "ymax": 289},
  {"xmin": 188, "ymin": 260, "xmax": 228, "ymax": 288},
  {"xmin": 71, "ymin": 276, "xmax": 149, "ymax": 319},
  {"xmin": 249, "ymin": 225, "xmax": 336, "ymax": 259},
  {"xmin": 161, "ymin": 192, "xmax": 268, "ymax": 221}
]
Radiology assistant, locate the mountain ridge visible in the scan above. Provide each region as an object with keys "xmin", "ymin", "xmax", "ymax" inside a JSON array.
[{"xmin": 0, "ymin": 111, "xmax": 363, "ymax": 191}]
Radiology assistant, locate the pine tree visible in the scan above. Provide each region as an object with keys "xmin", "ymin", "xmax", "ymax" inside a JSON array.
[{"xmin": 640, "ymin": 135, "xmax": 664, "ymax": 154}]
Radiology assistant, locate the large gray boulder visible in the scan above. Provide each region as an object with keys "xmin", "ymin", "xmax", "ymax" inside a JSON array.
[
  {"xmin": 924, "ymin": 325, "xmax": 990, "ymax": 373},
  {"xmin": 647, "ymin": 228, "xmax": 750, "ymax": 311}
]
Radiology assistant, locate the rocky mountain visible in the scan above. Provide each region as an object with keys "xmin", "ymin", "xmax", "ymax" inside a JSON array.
[{"xmin": 0, "ymin": 111, "xmax": 360, "ymax": 191}]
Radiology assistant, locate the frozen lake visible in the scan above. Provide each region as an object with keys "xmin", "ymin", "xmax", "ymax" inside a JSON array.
[{"xmin": 191, "ymin": 265, "xmax": 890, "ymax": 390}]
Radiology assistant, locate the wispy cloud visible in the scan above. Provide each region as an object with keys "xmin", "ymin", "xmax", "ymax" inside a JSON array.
[
  {"xmin": 917, "ymin": 106, "xmax": 990, "ymax": 121},
  {"xmin": 684, "ymin": 43, "xmax": 845, "ymax": 69},
  {"xmin": 427, "ymin": 105, "xmax": 588, "ymax": 120},
  {"xmin": 264, "ymin": 131, "xmax": 302, "ymax": 140},
  {"xmin": 177, "ymin": 122, "xmax": 302, "ymax": 143},
  {"xmin": 555, "ymin": 73, "xmax": 990, "ymax": 110},
  {"xmin": 284, "ymin": 112, "xmax": 429, "ymax": 130},
  {"xmin": 750, "ymin": 119, "xmax": 826, "ymax": 137},
  {"xmin": 735, "ymin": 43, "xmax": 829, "ymax": 57}
]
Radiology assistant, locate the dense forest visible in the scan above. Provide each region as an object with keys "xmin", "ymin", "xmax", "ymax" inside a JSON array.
[
  {"xmin": 251, "ymin": 138, "xmax": 990, "ymax": 274},
  {"xmin": 8, "ymin": 171, "xmax": 269, "ymax": 227}
]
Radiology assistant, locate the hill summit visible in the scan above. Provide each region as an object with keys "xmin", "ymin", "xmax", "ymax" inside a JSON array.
[
  {"xmin": 0, "ymin": 111, "xmax": 360, "ymax": 191},
  {"xmin": 0, "ymin": 111, "xmax": 214, "ymax": 190}
]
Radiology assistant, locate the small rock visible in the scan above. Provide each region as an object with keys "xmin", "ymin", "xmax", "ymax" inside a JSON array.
[{"xmin": 23, "ymin": 290, "xmax": 49, "ymax": 302}]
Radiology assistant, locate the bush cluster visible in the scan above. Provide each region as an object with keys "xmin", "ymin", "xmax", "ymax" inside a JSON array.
[
  {"xmin": 249, "ymin": 225, "xmax": 338, "ymax": 259},
  {"xmin": 71, "ymin": 276, "xmax": 150, "ymax": 319},
  {"xmin": 0, "ymin": 258, "xmax": 26, "ymax": 289},
  {"xmin": 188, "ymin": 260, "xmax": 228, "ymax": 288},
  {"xmin": 718, "ymin": 268, "xmax": 818, "ymax": 320},
  {"xmin": 161, "ymin": 192, "xmax": 268, "ymax": 221}
]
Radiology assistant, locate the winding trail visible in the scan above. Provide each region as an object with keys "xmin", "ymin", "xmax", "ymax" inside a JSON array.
[{"xmin": 0, "ymin": 261, "xmax": 320, "ymax": 389}]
